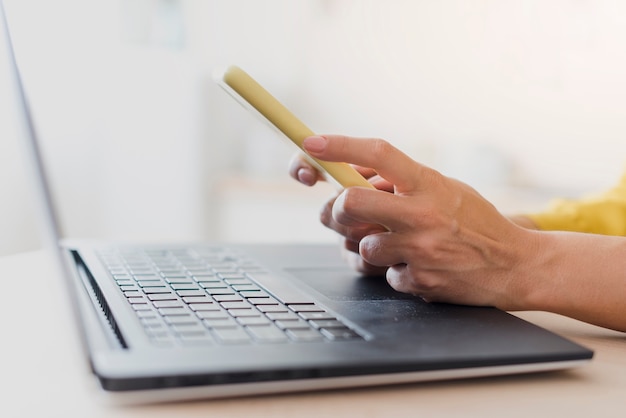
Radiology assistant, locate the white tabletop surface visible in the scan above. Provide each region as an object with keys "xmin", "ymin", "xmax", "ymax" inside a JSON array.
[{"xmin": 1, "ymin": 249, "xmax": 625, "ymax": 417}]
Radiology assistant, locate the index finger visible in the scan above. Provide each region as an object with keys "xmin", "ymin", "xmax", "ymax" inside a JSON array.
[{"xmin": 302, "ymin": 135, "xmax": 426, "ymax": 193}]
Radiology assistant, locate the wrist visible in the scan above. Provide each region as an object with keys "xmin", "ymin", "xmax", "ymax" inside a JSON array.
[
  {"xmin": 508, "ymin": 215, "xmax": 539, "ymax": 230},
  {"xmin": 496, "ymin": 228, "xmax": 555, "ymax": 312}
]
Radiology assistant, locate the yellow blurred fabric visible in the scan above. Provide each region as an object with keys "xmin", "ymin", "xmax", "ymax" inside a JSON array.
[{"xmin": 527, "ymin": 172, "xmax": 626, "ymax": 236}]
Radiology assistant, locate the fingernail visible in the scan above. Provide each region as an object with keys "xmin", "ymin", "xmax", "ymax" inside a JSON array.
[
  {"xmin": 303, "ymin": 136, "xmax": 327, "ymax": 153},
  {"xmin": 297, "ymin": 167, "xmax": 316, "ymax": 186}
]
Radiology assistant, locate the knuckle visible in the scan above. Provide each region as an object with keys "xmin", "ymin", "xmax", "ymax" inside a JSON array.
[
  {"xmin": 386, "ymin": 262, "xmax": 442, "ymax": 296},
  {"xmin": 338, "ymin": 188, "xmax": 363, "ymax": 216},
  {"xmin": 412, "ymin": 202, "xmax": 448, "ymax": 231},
  {"xmin": 358, "ymin": 235, "xmax": 378, "ymax": 261},
  {"xmin": 371, "ymin": 138, "xmax": 393, "ymax": 158},
  {"xmin": 412, "ymin": 235, "xmax": 445, "ymax": 264},
  {"xmin": 426, "ymin": 166, "xmax": 445, "ymax": 182},
  {"xmin": 407, "ymin": 267, "xmax": 440, "ymax": 294},
  {"xmin": 339, "ymin": 188, "xmax": 357, "ymax": 209},
  {"xmin": 319, "ymin": 200, "xmax": 334, "ymax": 227}
]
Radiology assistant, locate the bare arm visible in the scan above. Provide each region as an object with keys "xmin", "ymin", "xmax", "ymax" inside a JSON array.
[
  {"xmin": 292, "ymin": 135, "xmax": 626, "ymax": 332},
  {"xmin": 519, "ymin": 230, "xmax": 626, "ymax": 331}
]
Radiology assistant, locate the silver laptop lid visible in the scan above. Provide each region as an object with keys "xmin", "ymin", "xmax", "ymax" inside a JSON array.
[{"xmin": 0, "ymin": 0, "xmax": 65, "ymax": 250}]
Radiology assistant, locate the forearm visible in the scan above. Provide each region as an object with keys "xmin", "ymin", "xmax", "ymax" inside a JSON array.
[{"xmin": 509, "ymin": 230, "xmax": 626, "ymax": 332}]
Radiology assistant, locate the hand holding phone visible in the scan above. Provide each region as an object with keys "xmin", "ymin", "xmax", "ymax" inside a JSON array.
[{"xmin": 215, "ymin": 65, "xmax": 374, "ymax": 190}]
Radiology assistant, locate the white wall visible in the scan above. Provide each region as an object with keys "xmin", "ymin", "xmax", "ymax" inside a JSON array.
[
  {"xmin": 0, "ymin": 34, "xmax": 38, "ymax": 255},
  {"xmin": 2, "ymin": 0, "xmax": 208, "ymax": 253},
  {"xmin": 2, "ymin": 0, "xmax": 625, "ymax": 256},
  {"xmin": 186, "ymin": 0, "xmax": 626, "ymax": 192},
  {"xmin": 294, "ymin": 0, "xmax": 626, "ymax": 191}
]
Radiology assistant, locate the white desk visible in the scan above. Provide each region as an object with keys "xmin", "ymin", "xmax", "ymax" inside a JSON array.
[{"xmin": 2, "ymin": 250, "xmax": 625, "ymax": 417}]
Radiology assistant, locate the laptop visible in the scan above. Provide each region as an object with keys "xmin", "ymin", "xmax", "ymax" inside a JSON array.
[{"xmin": 1, "ymin": 1, "xmax": 592, "ymax": 404}]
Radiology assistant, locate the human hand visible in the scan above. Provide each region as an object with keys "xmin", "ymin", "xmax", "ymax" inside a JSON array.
[
  {"xmin": 300, "ymin": 134, "xmax": 537, "ymax": 310},
  {"xmin": 289, "ymin": 150, "xmax": 392, "ymax": 276}
]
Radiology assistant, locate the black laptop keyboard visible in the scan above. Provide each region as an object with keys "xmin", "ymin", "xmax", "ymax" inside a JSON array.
[{"xmin": 97, "ymin": 248, "xmax": 363, "ymax": 347}]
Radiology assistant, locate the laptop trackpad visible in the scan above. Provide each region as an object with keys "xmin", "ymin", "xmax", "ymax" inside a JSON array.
[{"xmin": 286, "ymin": 268, "xmax": 420, "ymax": 302}]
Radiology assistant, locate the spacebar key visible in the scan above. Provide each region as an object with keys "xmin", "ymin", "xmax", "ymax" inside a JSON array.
[{"xmin": 246, "ymin": 273, "xmax": 314, "ymax": 304}]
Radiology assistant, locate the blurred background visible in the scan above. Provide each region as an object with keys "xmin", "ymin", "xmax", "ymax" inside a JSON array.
[{"xmin": 1, "ymin": 0, "xmax": 626, "ymax": 256}]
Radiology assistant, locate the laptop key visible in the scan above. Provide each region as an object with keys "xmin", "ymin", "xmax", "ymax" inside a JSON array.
[
  {"xmin": 213, "ymin": 294, "xmax": 244, "ymax": 303},
  {"xmin": 136, "ymin": 310, "xmax": 158, "ymax": 318},
  {"xmin": 141, "ymin": 319, "xmax": 166, "ymax": 329},
  {"xmin": 148, "ymin": 293, "xmax": 178, "ymax": 301},
  {"xmin": 189, "ymin": 303, "xmax": 220, "ymax": 312},
  {"xmin": 165, "ymin": 278, "xmax": 194, "ymax": 284},
  {"xmin": 246, "ymin": 296, "xmax": 279, "ymax": 305},
  {"xmin": 286, "ymin": 328, "xmax": 325, "ymax": 342},
  {"xmin": 143, "ymin": 287, "xmax": 172, "ymax": 294},
  {"xmin": 212, "ymin": 327, "xmax": 253, "ymax": 344},
  {"xmin": 153, "ymin": 300, "xmax": 184, "ymax": 309},
  {"xmin": 137, "ymin": 279, "xmax": 166, "ymax": 287},
  {"xmin": 130, "ymin": 269, "xmax": 155, "ymax": 276},
  {"xmin": 320, "ymin": 327, "xmax": 361, "ymax": 340},
  {"xmin": 224, "ymin": 278, "xmax": 251, "ymax": 285},
  {"xmin": 256, "ymin": 304, "xmax": 288, "ymax": 313},
  {"xmin": 205, "ymin": 288, "xmax": 236, "ymax": 296},
  {"xmin": 245, "ymin": 325, "xmax": 289, "ymax": 343},
  {"xmin": 239, "ymin": 289, "xmax": 270, "ymax": 298},
  {"xmin": 127, "ymin": 297, "xmax": 148, "ymax": 305},
  {"xmin": 123, "ymin": 290, "xmax": 143, "ymax": 298},
  {"xmin": 237, "ymin": 316, "xmax": 271, "ymax": 326},
  {"xmin": 164, "ymin": 316, "xmax": 199, "ymax": 327},
  {"xmin": 308, "ymin": 319, "xmax": 346, "ymax": 329},
  {"xmin": 160, "ymin": 271, "xmax": 187, "ymax": 278},
  {"xmin": 220, "ymin": 301, "xmax": 252, "ymax": 310},
  {"xmin": 219, "ymin": 273, "xmax": 247, "ymax": 280},
  {"xmin": 275, "ymin": 319, "xmax": 310, "ymax": 330},
  {"xmin": 265, "ymin": 312, "xmax": 300, "ymax": 321},
  {"xmin": 158, "ymin": 307, "xmax": 189, "ymax": 316},
  {"xmin": 170, "ymin": 283, "xmax": 200, "ymax": 291},
  {"xmin": 298, "ymin": 312, "xmax": 336, "ymax": 321},
  {"xmin": 288, "ymin": 304, "xmax": 325, "ymax": 313},
  {"xmin": 170, "ymin": 322, "xmax": 206, "ymax": 332},
  {"xmin": 112, "ymin": 274, "xmax": 133, "ymax": 281},
  {"xmin": 133, "ymin": 274, "xmax": 161, "ymax": 281},
  {"xmin": 192, "ymin": 274, "xmax": 218, "ymax": 281},
  {"xmin": 182, "ymin": 296, "xmax": 213, "ymax": 304},
  {"xmin": 231, "ymin": 284, "xmax": 259, "ymax": 292},
  {"xmin": 227, "ymin": 308, "xmax": 261, "ymax": 318},
  {"xmin": 177, "ymin": 332, "xmax": 213, "ymax": 346},
  {"xmin": 204, "ymin": 318, "xmax": 238, "ymax": 328},
  {"xmin": 176, "ymin": 290, "xmax": 207, "ymax": 297},
  {"xmin": 198, "ymin": 282, "xmax": 227, "ymax": 289},
  {"xmin": 196, "ymin": 310, "xmax": 230, "ymax": 320}
]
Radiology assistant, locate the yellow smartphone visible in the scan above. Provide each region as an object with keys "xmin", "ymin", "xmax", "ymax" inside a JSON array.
[{"xmin": 214, "ymin": 65, "xmax": 374, "ymax": 189}]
